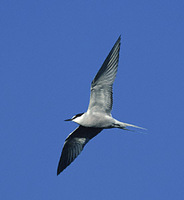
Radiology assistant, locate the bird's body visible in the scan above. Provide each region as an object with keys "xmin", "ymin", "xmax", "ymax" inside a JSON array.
[
  {"xmin": 57, "ymin": 36, "xmax": 145, "ymax": 175},
  {"xmin": 73, "ymin": 111, "xmax": 115, "ymax": 128}
]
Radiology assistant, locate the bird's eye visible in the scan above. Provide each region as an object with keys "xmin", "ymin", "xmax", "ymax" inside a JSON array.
[{"xmin": 72, "ymin": 113, "xmax": 84, "ymax": 119}]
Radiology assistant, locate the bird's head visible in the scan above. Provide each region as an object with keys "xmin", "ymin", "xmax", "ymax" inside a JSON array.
[{"xmin": 65, "ymin": 113, "xmax": 84, "ymax": 123}]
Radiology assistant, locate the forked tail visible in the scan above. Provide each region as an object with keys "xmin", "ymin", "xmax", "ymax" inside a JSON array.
[
  {"xmin": 115, "ymin": 120, "xmax": 147, "ymax": 133},
  {"xmin": 123, "ymin": 123, "xmax": 147, "ymax": 130},
  {"xmin": 123, "ymin": 122, "xmax": 147, "ymax": 134}
]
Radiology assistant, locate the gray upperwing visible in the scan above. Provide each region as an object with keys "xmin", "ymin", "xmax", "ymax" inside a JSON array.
[
  {"xmin": 87, "ymin": 36, "xmax": 121, "ymax": 114},
  {"xmin": 57, "ymin": 126, "xmax": 102, "ymax": 175}
]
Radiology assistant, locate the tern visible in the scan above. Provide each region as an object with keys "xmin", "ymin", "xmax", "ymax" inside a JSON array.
[{"xmin": 57, "ymin": 36, "xmax": 145, "ymax": 175}]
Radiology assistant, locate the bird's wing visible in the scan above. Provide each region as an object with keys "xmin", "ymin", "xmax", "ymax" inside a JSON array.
[
  {"xmin": 57, "ymin": 126, "xmax": 102, "ymax": 175},
  {"xmin": 87, "ymin": 36, "xmax": 121, "ymax": 115}
]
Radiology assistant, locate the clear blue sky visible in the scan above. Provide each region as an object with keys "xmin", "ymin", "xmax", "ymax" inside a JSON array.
[{"xmin": 1, "ymin": 1, "xmax": 184, "ymax": 199}]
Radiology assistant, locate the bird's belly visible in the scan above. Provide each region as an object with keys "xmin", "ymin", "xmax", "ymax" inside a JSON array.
[{"xmin": 79, "ymin": 113, "xmax": 114, "ymax": 128}]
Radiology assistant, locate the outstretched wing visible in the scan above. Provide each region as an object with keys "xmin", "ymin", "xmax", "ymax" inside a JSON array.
[
  {"xmin": 87, "ymin": 36, "xmax": 121, "ymax": 115},
  {"xmin": 57, "ymin": 126, "xmax": 102, "ymax": 175}
]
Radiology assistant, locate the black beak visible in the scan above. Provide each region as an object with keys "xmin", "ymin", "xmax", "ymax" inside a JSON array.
[{"xmin": 64, "ymin": 118, "xmax": 72, "ymax": 121}]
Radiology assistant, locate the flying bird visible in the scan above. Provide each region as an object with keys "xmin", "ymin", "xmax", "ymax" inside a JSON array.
[{"xmin": 57, "ymin": 36, "xmax": 145, "ymax": 175}]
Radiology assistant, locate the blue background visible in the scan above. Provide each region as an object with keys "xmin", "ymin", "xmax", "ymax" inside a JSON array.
[{"xmin": 1, "ymin": 1, "xmax": 184, "ymax": 199}]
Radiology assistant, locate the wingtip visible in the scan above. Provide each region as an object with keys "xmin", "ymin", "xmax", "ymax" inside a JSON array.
[
  {"xmin": 114, "ymin": 35, "xmax": 121, "ymax": 48},
  {"xmin": 57, "ymin": 167, "xmax": 64, "ymax": 176},
  {"xmin": 57, "ymin": 167, "xmax": 60, "ymax": 175},
  {"xmin": 117, "ymin": 35, "xmax": 121, "ymax": 42},
  {"xmin": 57, "ymin": 163, "xmax": 66, "ymax": 176},
  {"xmin": 57, "ymin": 160, "xmax": 65, "ymax": 176}
]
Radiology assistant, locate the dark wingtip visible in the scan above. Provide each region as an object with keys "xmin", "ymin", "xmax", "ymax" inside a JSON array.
[
  {"xmin": 114, "ymin": 35, "xmax": 121, "ymax": 49},
  {"xmin": 57, "ymin": 161, "xmax": 66, "ymax": 176},
  {"xmin": 57, "ymin": 170, "xmax": 60, "ymax": 176},
  {"xmin": 117, "ymin": 35, "xmax": 121, "ymax": 42},
  {"xmin": 57, "ymin": 166, "xmax": 60, "ymax": 176},
  {"xmin": 57, "ymin": 165, "xmax": 63, "ymax": 176},
  {"xmin": 57, "ymin": 158, "xmax": 68, "ymax": 176}
]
